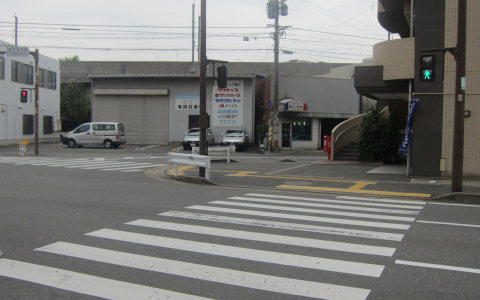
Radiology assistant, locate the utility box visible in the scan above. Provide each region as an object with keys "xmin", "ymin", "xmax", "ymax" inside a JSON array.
[{"xmin": 323, "ymin": 136, "xmax": 331, "ymax": 160}]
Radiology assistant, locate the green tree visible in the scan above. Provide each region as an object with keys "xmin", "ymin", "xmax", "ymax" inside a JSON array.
[
  {"xmin": 59, "ymin": 55, "xmax": 80, "ymax": 61},
  {"xmin": 256, "ymin": 123, "xmax": 268, "ymax": 143},
  {"xmin": 357, "ymin": 104, "xmax": 396, "ymax": 162},
  {"xmin": 60, "ymin": 82, "xmax": 91, "ymax": 127}
]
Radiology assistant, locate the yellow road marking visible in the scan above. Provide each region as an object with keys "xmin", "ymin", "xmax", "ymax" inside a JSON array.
[
  {"xmin": 166, "ymin": 165, "xmax": 196, "ymax": 176},
  {"xmin": 226, "ymin": 171, "xmax": 259, "ymax": 177},
  {"xmin": 348, "ymin": 182, "xmax": 376, "ymax": 190},
  {"xmin": 277, "ymin": 185, "xmax": 431, "ymax": 198},
  {"xmin": 166, "ymin": 167, "xmax": 429, "ymax": 198}
]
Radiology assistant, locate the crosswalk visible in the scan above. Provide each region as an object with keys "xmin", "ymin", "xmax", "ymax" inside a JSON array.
[
  {"xmin": 0, "ymin": 157, "xmax": 167, "ymax": 172},
  {"xmin": 0, "ymin": 193, "xmax": 426, "ymax": 299}
]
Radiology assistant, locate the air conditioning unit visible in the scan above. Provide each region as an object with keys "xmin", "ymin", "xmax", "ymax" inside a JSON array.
[{"xmin": 1, "ymin": 105, "xmax": 6, "ymax": 113}]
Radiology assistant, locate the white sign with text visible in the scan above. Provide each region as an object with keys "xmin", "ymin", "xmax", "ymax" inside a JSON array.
[{"xmin": 212, "ymin": 80, "xmax": 243, "ymax": 126}]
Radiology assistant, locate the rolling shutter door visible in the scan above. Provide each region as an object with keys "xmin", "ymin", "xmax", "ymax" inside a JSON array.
[
  {"xmin": 95, "ymin": 96, "xmax": 119, "ymax": 122},
  {"xmin": 119, "ymin": 96, "xmax": 144, "ymax": 144},
  {"xmin": 144, "ymin": 96, "xmax": 168, "ymax": 144},
  {"xmin": 95, "ymin": 94, "xmax": 168, "ymax": 145}
]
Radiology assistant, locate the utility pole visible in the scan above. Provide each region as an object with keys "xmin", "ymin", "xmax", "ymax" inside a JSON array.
[
  {"xmin": 451, "ymin": 0, "xmax": 467, "ymax": 193},
  {"xmin": 199, "ymin": 0, "xmax": 207, "ymax": 178},
  {"xmin": 272, "ymin": 0, "xmax": 280, "ymax": 152},
  {"xmin": 14, "ymin": 15, "xmax": 18, "ymax": 46},
  {"xmin": 267, "ymin": 0, "xmax": 288, "ymax": 151},
  {"xmin": 191, "ymin": 3, "xmax": 195, "ymax": 73},
  {"xmin": 34, "ymin": 49, "xmax": 39, "ymax": 155}
]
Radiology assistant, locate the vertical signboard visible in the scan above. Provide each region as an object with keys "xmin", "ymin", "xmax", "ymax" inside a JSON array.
[
  {"xmin": 398, "ymin": 99, "xmax": 419, "ymax": 155},
  {"xmin": 212, "ymin": 80, "xmax": 243, "ymax": 126}
]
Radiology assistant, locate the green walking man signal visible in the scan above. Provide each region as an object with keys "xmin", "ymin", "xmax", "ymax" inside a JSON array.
[{"xmin": 419, "ymin": 55, "xmax": 436, "ymax": 82}]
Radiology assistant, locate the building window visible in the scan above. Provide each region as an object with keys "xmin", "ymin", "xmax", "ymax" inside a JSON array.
[
  {"xmin": 23, "ymin": 114, "xmax": 34, "ymax": 135},
  {"xmin": 11, "ymin": 61, "xmax": 19, "ymax": 82},
  {"xmin": 48, "ymin": 71, "xmax": 57, "ymax": 90},
  {"xmin": 39, "ymin": 68, "xmax": 45, "ymax": 87},
  {"xmin": 43, "ymin": 116, "xmax": 53, "ymax": 134},
  {"xmin": 11, "ymin": 61, "xmax": 33, "ymax": 85},
  {"xmin": 0, "ymin": 56, "xmax": 4, "ymax": 80},
  {"xmin": 292, "ymin": 118, "xmax": 312, "ymax": 141}
]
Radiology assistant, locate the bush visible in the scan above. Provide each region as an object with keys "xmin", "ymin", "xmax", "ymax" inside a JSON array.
[
  {"xmin": 357, "ymin": 104, "xmax": 396, "ymax": 162},
  {"xmin": 256, "ymin": 123, "xmax": 268, "ymax": 143}
]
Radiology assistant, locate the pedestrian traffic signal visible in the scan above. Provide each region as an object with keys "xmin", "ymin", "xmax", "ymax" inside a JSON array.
[
  {"xmin": 217, "ymin": 65, "xmax": 227, "ymax": 88},
  {"xmin": 419, "ymin": 55, "xmax": 436, "ymax": 82},
  {"xmin": 20, "ymin": 90, "xmax": 28, "ymax": 103}
]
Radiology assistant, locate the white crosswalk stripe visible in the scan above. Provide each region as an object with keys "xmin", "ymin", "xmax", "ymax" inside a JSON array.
[
  {"xmin": 207, "ymin": 200, "xmax": 416, "ymax": 222},
  {"xmin": 0, "ymin": 259, "xmax": 212, "ymax": 300},
  {"xmin": 0, "ymin": 157, "xmax": 166, "ymax": 173},
  {"xmin": 35, "ymin": 242, "xmax": 371, "ymax": 300},
  {"xmin": 0, "ymin": 192, "xmax": 425, "ymax": 300},
  {"xmin": 159, "ymin": 211, "xmax": 406, "ymax": 241},
  {"xmin": 229, "ymin": 196, "xmax": 420, "ymax": 215},
  {"xmin": 126, "ymin": 219, "xmax": 396, "ymax": 256},
  {"xmin": 187, "ymin": 205, "xmax": 412, "ymax": 229}
]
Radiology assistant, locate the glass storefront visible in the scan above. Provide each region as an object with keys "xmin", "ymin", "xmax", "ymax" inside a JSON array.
[{"xmin": 291, "ymin": 118, "xmax": 312, "ymax": 141}]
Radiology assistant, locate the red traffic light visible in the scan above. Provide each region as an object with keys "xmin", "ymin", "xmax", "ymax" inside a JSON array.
[{"xmin": 20, "ymin": 90, "xmax": 28, "ymax": 103}]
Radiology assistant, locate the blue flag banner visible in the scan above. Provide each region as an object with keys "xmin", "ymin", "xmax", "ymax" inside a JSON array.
[{"xmin": 398, "ymin": 99, "xmax": 419, "ymax": 155}]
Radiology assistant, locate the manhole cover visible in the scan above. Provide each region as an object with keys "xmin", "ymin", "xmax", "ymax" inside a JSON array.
[
  {"xmin": 284, "ymin": 181, "xmax": 312, "ymax": 186},
  {"xmin": 279, "ymin": 159, "xmax": 296, "ymax": 162}
]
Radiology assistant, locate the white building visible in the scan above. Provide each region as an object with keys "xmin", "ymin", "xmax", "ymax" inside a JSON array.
[{"xmin": 0, "ymin": 41, "xmax": 60, "ymax": 146}]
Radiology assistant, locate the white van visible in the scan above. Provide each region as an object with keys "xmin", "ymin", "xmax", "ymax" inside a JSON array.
[{"xmin": 62, "ymin": 122, "xmax": 126, "ymax": 148}]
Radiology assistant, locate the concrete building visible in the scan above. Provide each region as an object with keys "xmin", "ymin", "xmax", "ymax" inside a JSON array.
[
  {"xmin": 61, "ymin": 61, "xmax": 357, "ymax": 148},
  {"xmin": 0, "ymin": 41, "xmax": 60, "ymax": 147},
  {"xmin": 274, "ymin": 75, "xmax": 360, "ymax": 151},
  {"xmin": 354, "ymin": 0, "xmax": 480, "ymax": 178},
  {"xmin": 86, "ymin": 73, "xmax": 255, "ymax": 145}
]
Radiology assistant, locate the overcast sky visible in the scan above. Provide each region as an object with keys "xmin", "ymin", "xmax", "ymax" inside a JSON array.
[{"xmin": 0, "ymin": 0, "xmax": 391, "ymax": 63}]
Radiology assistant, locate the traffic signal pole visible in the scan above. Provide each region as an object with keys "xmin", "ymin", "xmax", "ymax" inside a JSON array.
[{"xmin": 451, "ymin": 0, "xmax": 467, "ymax": 193}]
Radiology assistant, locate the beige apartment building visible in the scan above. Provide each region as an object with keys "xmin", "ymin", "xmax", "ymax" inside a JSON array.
[{"xmin": 354, "ymin": 0, "xmax": 479, "ymax": 178}]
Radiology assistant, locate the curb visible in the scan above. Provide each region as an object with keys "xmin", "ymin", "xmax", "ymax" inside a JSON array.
[
  {"xmin": 430, "ymin": 192, "xmax": 480, "ymax": 204},
  {"xmin": 156, "ymin": 167, "xmax": 431, "ymax": 201}
]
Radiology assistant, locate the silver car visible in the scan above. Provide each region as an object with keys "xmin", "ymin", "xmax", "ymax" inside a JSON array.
[
  {"xmin": 221, "ymin": 128, "xmax": 249, "ymax": 151},
  {"xmin": 183, "ymin": 128, "xmax": 214, "ymax": 150},
  {"xmin": 62, "ymin": 122, "xmax": 126, "ymax": 149}
]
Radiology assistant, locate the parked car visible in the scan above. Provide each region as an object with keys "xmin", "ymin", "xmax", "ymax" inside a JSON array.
[
  {"xmin": 220, "ymin": 128, "xmax": 249, "ymax": 151},
  {"xmin": 183, "ymin": 128, "xmax": 214, "ymax": 150},
  {"xmin": 62, "ymin": 122, "xmax": 126, "ymax": 148}
]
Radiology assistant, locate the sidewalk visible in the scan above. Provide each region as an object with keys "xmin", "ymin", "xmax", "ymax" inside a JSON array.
[{"xmin": 161, "ymin": 145, "xmax": 480, "ymax": 202}]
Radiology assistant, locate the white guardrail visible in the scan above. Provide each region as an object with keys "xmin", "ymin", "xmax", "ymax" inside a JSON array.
[
  {"xmin": 167, "ymin": 152, "xmax": 211, "ymax": 179},
  {"xmin": 192, "ymin": 145, "xmax": 236, "ymax": 163}
]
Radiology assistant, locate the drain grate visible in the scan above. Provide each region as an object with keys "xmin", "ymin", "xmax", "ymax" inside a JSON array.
[{"xmin": 279, "ymin": 159, "xmax": 296, "ymax": 162}]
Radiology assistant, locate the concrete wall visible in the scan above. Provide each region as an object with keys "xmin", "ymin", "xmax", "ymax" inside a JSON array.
[
  {"xmin": 61, "ymin": 61, "xmax": 348, "ymax": 83},
  {"xmin": 277, "ymin": 76, "xmax": 359, "ymax": 116},
  {"xmin": 373, "ymin": 38, "xmax": 415, "ymax": 80},
  {"xmin": 442, "ymin": 0, "xmax": 480, "ymax": 178}
]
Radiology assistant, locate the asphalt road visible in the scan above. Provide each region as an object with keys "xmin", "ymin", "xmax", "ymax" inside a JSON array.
[{"xmin": 1, "ymin": 146, "xmax": 480, "ymax": 299}]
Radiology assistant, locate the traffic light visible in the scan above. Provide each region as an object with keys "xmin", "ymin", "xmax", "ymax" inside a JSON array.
[
  {"xmin": 217, "ymin": 65, "xmax": 227, "ymax": 88},
  {"xmin": 20, "ymin": 90, "xmax": 28, "ymax": 103},
  {"xmin": 280, "ymin": 0, "xmax": 288, "ymax": 16},
  {"xmin": 419, "ymin": 55, "xmax": 436, "ymax": 82},
  {"xmin": 267, "ymin": 0, "xmax": 276, "ymax": 19}
]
